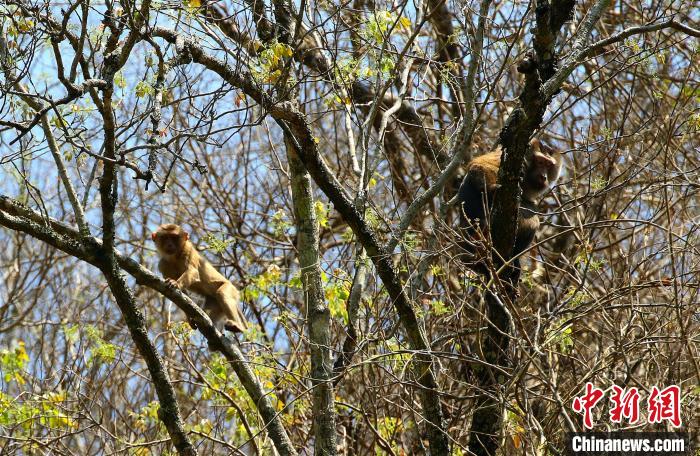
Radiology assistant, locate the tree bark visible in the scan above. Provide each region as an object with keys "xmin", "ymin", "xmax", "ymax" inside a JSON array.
[{"xmin": 285, "ymin": 136, "xmax": 338, "ymax": 455}]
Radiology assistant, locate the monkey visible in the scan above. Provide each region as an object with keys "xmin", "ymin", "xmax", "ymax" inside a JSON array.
[
  {"xmin": 457, "ymin": 138, "xmax": 562, "ymax": 276},
  {"xmin": 151, "ymin": 224, "xmax": 248, "ymax": 334}
]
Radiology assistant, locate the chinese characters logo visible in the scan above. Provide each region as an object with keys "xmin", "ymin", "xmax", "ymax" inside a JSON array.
[{"xmin": 572, "ymin": 383, "xmax": 682, "ymax": 429}]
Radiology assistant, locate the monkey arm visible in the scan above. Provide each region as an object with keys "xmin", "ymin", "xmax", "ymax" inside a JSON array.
[
  {"xmin": 176, "ymin": 265, "xmax": 201, "ymax": 289},
  {"xmin": 157, "ymin": 259, "xmax": 169, "ymax": 277},
  {"xmin": 158, "ymin": 259, "xmax": 188, "ymax": 287}
]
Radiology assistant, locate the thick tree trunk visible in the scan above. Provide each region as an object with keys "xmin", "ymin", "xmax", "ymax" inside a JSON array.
[
  {"xmin": 285, "ymin": 135, "xmax": 338, "ymax": 455},
  {"xmin": 467, "ymin": 1, "xmax": 610, "ymax": 453}
]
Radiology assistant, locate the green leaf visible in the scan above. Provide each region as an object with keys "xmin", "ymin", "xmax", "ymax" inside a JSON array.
[
  {"xmin": 314, "ymin": 201, "xmax": 330, "ymax": 228},
  {"xmin": 134, "ymin": 81, "xmax": 154, "ymax": 98},
  {"xmin": 114, "ymin": 72, "xmax": 127, "ymax": 89}
]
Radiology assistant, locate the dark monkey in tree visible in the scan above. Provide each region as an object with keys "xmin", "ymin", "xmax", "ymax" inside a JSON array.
[
  {"xmin": 152, "ymin": 224, "xmax": 248, "ymax": 333},
  {"xmin": 458, "ymin": 138, "xmax": 562, "ymax": 274}
]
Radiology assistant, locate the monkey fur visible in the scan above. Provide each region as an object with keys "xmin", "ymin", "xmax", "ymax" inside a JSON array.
[{"xmin": 458, "ymin": 138, "xmax": 561, "ymax": 275}]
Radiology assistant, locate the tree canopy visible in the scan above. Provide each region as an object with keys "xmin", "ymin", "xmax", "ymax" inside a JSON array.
[{"xmin": 0, "ymin": 0, "xmax": 698, "ymax": 454}]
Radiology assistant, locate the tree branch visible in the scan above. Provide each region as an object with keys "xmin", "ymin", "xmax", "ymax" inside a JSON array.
[
  {"xmin": 284, "ymin": 135, "xmax": 338, "ymax": 454},
  {"xmin": 584, "ymin": 19, "xmax": 700, "ymax": 58}
]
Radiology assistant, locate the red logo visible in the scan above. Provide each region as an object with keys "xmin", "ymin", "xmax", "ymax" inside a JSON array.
[
  {"xmin": 572, "ymin": 383, "xmax": 605, "ymax": 429},
  {"xmin": 572, "ymin": 384, "xmax": 682, "ymax": 428},
  {"xmin": 609, "ymin": 386, "xmax": 640, "ymax": 424},
  {"xmin": 648, "ymin": 385, "xmax": 681, "ymax": 427}
]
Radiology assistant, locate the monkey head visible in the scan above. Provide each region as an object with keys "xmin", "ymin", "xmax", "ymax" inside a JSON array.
[
  {"xmin": 523, "ymin": 139, "xmax": 562, "ymax": 202},
  {"xmin": 151, "ymin": 224, "xmax": 189, "ymax": 257}
]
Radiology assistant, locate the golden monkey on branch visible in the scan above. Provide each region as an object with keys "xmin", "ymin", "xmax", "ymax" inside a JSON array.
[
  {"xmin": 151, "ymin": 224, "xmax": 248, "ymax": 333},
  {"xmin": 458, "ymin": 138, "xmax": 562, "ymax": 276}
]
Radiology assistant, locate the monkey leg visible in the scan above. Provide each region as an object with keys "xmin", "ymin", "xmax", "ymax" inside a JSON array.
[{"xmin": 215, "ymin": 283, "xmax": 248, "ymax": 333}]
